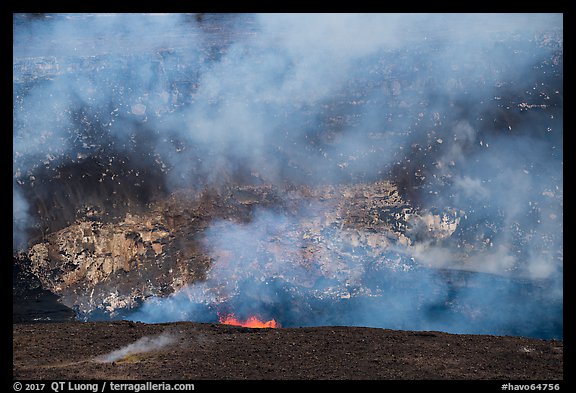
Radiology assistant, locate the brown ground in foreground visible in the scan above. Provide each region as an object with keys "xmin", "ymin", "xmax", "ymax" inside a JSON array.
[{"xmin": 13, "ymin": 321, "xmax": 562, "ymax": 380}]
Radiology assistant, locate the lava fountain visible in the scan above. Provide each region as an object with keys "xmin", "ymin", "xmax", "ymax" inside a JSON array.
[{"xmin": 219, "ymin": 313, "xmax": 279, "ymax": 328}]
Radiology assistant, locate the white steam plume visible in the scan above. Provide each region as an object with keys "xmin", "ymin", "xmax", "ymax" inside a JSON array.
[{"xmin": 95, "ymin": 332, "xmax": 176, "ymax": 363}]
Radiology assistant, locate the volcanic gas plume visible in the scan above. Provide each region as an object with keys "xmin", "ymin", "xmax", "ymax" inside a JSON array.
[
  {"xmin": 13, "ymin": 13, "xmax": 562, "ymax": 339},
  {"xmin": 96, "ymin": 332, "xmax": 177, "ymax": 363}
]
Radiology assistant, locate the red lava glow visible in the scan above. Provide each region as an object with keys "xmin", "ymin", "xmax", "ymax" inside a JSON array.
[{"xmin": 219, "ymin": 313, "xmax": 279, "ymax": 328}]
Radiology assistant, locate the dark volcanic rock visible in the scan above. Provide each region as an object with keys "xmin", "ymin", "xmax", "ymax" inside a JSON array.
[
  {"xmin": 12, "ymin": 321, "xmax": 563, "ymax": 380},
  {"xmin": 13, "ymin": 259, "xmax": 76, "ymax": 323}
]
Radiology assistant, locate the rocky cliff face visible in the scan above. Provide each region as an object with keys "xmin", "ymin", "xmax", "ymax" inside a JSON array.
[
  {"xmin": 24, "ymin": 212, "xmax": 190, "ymax": 317},
  {"xmin": 16, "ymin": 181, "xmax": 460, "ymax": 319}
]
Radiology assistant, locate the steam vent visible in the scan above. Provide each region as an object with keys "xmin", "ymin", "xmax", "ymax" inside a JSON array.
[{"xmin": 13, "ymin": 13, "xmax": 562, "ymax": 380}]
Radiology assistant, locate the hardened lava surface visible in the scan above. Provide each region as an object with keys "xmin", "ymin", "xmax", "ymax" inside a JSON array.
[{"xmin": 12, "ymin": 321, "xmax": 563, "ymax": 380}]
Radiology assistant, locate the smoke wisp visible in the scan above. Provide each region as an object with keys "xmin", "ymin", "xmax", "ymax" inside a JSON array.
[{"xmin": 95, "ymin": 332, "xmax": 177, "ymax": 363}]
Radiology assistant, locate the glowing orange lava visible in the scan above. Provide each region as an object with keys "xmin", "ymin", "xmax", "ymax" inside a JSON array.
[{"xmin": 219, "ymin": 313, "xmax": 279, "ymax": 328}]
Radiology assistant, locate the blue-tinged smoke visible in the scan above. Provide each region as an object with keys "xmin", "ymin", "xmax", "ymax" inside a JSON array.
[{"xmin": 14, "ymin": 13, "xmax": 562, "ymax": 338}]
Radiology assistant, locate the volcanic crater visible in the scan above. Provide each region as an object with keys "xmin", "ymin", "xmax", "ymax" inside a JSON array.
[{"xmin": 13, "ymin": 13, "xmax": 563, "ymax": 380}]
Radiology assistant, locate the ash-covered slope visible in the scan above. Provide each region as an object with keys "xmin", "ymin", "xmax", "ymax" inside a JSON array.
[{"xmin": 13, "ymin": 321, "xmax": 563, "ymax": 380}]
